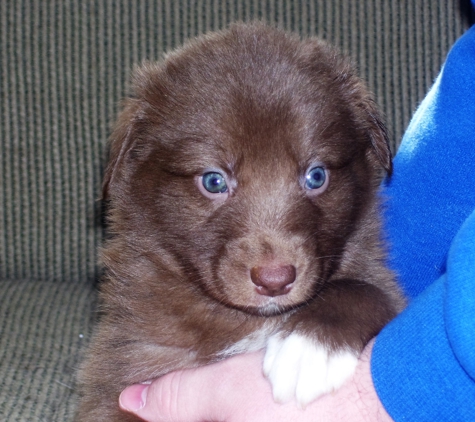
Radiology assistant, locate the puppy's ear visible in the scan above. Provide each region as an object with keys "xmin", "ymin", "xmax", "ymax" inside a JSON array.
[
  {"xmin": 364, "ymin": 100, "xmax": 393, "ymax": 176},
  {"xmin": 370, "ymin": 112, "xmax": 393, "ymax": 176},
  {"xmin": 102, "ymin": 99, "xmax": 141, "ymax": 199}
]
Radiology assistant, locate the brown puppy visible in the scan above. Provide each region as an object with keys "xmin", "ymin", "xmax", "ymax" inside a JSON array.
[{"xmin": 76, "ymin": 22, "xmax": 405, "ymax": 421}]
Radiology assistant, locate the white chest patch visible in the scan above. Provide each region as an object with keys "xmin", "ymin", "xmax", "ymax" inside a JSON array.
[
  {"xmin": 216, "ymin": 323, "xmax": 277, "ymax": 358},
  {"xmin": 263, "ymin": 332, "xmax": 359, "ymax": 407}
]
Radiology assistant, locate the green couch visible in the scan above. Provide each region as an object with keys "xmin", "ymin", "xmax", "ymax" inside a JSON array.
[{"xmin": 1, "ymin": 1, "xmax": 472, "ymax": 420}]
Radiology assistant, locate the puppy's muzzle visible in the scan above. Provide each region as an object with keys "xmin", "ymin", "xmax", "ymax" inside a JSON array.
[{"xmin": 250, "ymin": 265, "xmax": 296, "ymax": 297}]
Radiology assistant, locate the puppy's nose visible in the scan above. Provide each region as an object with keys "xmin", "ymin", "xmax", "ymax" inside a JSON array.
[{"xmin": 250, "ymin": 265, "xmax": 296, "ymax": 297}]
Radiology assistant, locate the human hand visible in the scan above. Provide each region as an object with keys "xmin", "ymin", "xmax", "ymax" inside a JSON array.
[{"xmin": 119, "ymin": 339, "xmax": 393, "ymax": 422}]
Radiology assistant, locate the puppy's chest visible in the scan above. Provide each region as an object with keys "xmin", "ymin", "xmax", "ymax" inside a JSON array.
[{"xmin": 214, "ymin": 320, "xmax": 281, "ymax": 359}]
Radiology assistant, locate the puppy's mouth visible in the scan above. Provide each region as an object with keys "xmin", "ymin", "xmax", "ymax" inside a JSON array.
[
  {"xmin": 210, "ymin": 263, "xmax": 320, "ymax": 317},
  {"xmin": 241, "ymin": 301, "xmax": 301, "ymax": 317},
  {"xmin": 226, "ymin": 292, "xmax": 309, "ymax": 317}
]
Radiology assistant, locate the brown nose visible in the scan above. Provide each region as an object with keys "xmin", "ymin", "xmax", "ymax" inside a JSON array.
[{"xmin": 250, "ymin": 265, "xmax": 296, "ymax": 297}]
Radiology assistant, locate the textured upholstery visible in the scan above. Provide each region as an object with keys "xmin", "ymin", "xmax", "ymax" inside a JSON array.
[
  {"xmin": 0, "ymin": 280, "xmax": 96, "ymax": 420},
  {"xmin": 0, "ymin": 1, "xmax": 472, "ymax": 420}
]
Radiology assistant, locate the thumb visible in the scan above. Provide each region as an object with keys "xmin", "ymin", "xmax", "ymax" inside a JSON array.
[{"xmin": 119, "ymin": 367, "xmax": 225, "ymax": 422}]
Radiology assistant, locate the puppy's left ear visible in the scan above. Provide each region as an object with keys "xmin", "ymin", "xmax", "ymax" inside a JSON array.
[{"xmin": 366, "ymin": 104, "xmax": 393, "ymax": 176}]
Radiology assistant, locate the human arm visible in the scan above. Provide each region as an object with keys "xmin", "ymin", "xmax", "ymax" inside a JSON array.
[{"xmin": 371, "ymin": 209, "xmax": 475, "ymax": 421}]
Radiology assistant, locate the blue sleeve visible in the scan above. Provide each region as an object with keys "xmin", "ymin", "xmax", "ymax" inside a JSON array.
[
  {"xmin": 371, "ymin": 12, "xmax": 475, "ymax": 421},
  {"xmin": 381, "ymin": 23, "xmax": 475, "ymax": 299},
  {"xmin": 372, "ymin": 211, "xmax": 475, "ymax": 421}
]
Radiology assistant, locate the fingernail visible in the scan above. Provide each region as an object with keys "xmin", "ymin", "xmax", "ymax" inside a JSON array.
[{"xmin": 119, "ymin": 384, "xmax": 149, "ymax": 412}]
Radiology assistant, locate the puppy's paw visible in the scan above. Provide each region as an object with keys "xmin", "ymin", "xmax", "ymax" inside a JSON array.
[{"xmin": 263, "ymin": 333, "xmax": 358, "ymax": 407}]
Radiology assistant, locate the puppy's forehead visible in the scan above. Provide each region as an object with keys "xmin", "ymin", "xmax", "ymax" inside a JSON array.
[{"xmin": 137, "ymin": 24, "xmax": 366, "ymax": 168}]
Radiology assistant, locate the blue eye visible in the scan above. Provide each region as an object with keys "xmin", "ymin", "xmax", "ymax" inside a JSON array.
[
  {"xmin": 305, "ymin": 166, "xmax": 327, "ymax": 190},
  {"xmin": 202, "ymin": 172, "xmax": 228, "ymax": 194}
]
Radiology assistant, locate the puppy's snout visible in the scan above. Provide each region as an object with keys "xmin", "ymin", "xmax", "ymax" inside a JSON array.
[{"xmin": 251, "ymin": 265, "xmax": 296, "ymax": 297}]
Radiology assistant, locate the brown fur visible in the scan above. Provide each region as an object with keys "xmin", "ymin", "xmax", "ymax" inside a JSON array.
[{"xmin": 76, "ymin": 23, "xmax": 405, "ymax": 421}]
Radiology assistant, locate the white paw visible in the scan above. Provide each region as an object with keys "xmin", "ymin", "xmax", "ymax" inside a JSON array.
[{"xmin": 263, "ymin": 333, "xmax": 358, "ymax": 407}]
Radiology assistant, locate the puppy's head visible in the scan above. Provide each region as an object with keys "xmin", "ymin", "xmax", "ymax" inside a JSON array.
[{"xmin": 104, "ymin": 23, "xmax": 391, "ymax": 316}]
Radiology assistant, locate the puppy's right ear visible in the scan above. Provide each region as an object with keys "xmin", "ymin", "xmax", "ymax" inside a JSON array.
[{"xmin": 102, "ymin": 99, "xmax": 141, "ymax": 200}]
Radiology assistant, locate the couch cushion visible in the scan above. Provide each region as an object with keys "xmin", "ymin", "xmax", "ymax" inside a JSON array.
[{"xmin": 0, "ymin": 279, "xmax": 96, "ymax": 421}]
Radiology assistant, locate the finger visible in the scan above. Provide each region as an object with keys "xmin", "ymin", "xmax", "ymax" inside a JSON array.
[{"xmin": 119, "ymin": 366, "xmax": 226, "ymax": 422}]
